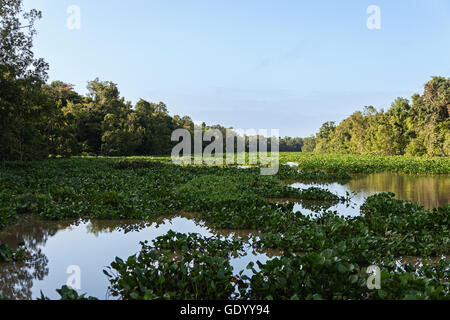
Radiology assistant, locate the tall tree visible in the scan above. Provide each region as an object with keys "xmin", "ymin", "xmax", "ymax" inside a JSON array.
[
  {"xmin": 0, "ymin": 0, "xmax": 50, "ymax": 160},
  {"xmin": 312, "ymin": 77, "xmax": 449, "ymax": 157}
]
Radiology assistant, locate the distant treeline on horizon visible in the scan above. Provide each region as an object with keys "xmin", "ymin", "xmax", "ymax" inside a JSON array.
[{"xmin": 1, "ymin": 75, "xmax": 448, "ymax": 161}]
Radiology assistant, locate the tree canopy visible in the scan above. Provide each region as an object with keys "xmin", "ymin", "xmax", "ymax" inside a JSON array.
[{"xmin": 311, "ymin": 77, "xmax": 450, "ymax": 157}]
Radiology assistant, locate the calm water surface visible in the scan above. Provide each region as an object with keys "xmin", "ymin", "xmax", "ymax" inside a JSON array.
[
  {"xmin": 289, "ymin": 172, "xmax": 449, "ymax": 217},
  {"xmin": 0, "ymin": 173, "xmax": 448, "ymax": 299},
  {"xmin": 0, "ymin": 216, "xmax": 276, "ymax": 300}
]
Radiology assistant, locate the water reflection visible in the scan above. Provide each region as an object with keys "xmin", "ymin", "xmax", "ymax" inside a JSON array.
[
  {"xmin": 0, "ymin": 250, "xmax": 48, "ymax": 300},
  {"xmin": 0, "ymin": 215, "xmax": 277, "ymax": 300},
  {"xmin": 0, "ymin": 217, "xmax": 77, "ymax": 299},
  {"xmin": 289, "ymin": 182, "xmax": 363, "ymax": 217},
  {"xmin": 288, "ymin": 173, "xmax": 449, "ymax": 217},
  {"xmin": 348, "ymin": 173, "xmax": 449, "ymax": 210}
]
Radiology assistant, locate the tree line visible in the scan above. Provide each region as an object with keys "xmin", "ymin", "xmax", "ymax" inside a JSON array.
[
  {"xmin": 0, "ymin": 1, "xmax": 304, "ymax": 160},
  {"xmin": 1, "ymin": 1, "xmax": 448, "ymax": 160},
  {"xmin": 2, "ymin": 76, "xmax": 305, "ymax": 160},
  {"xmin": 310, "ymin": 76, "xmax": 449, "ymax": 157}
]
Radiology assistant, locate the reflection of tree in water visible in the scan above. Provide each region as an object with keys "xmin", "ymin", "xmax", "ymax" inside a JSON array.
[
  {"xmin": 86, "ymin": 215, "xmax": 174, "ymax": 234},
  {"xmin": 347, "ymin": 173, "xmax": 450, "ymax": 209},
  {"xmin": 86, "ymin": 213, "xmax": 217, "ymax": 235},
  {"xmin": 0, "ymin": 249, "xmax": 48, "ymax": 300},
  {"xmin": 0, "ymin": 217, "xmax": 76, "ymax": 300}
]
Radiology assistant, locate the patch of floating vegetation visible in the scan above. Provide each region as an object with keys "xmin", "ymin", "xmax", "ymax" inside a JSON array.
[{"xmin": 0, "ymin": 156, "xmax": 449, "ymax": 300}]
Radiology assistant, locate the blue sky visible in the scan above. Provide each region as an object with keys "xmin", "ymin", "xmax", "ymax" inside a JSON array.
[{"xmin": 24, "ymin": 0, "xmax": 450, "ymax": 137}]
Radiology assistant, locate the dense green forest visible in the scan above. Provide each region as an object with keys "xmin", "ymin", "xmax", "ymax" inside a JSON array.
[
  {"xmin": 1, "ymin": 0, "xmax": 448, "ymax": 160},
  {"xmin": 312, "ymin": 77, "xmax": 450, "ymax": 157}
]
